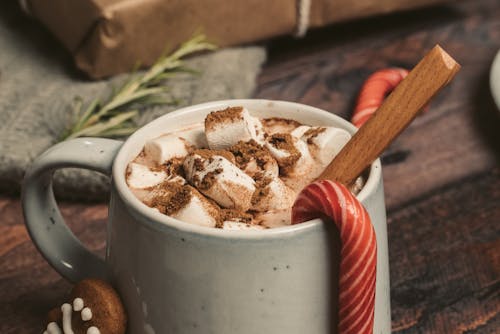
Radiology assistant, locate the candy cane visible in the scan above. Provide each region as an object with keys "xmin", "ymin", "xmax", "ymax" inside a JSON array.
[
  {"xmin": 352, "ymin": 68, "xmax": 409, "ymax": 128},
  {"xmin": 292, "ymin": 180, "xmax": 377, "ymax": 334}
]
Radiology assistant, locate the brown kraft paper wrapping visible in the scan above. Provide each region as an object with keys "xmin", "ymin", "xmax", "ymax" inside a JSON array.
[{"xmin": 26, "ymin": 0, "xmax": 454, "ymax": 78}]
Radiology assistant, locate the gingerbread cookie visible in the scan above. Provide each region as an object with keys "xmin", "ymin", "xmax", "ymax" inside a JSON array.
[{"xmin": 44, "ymin": 278, "xmax": 127, "ymax": 334}]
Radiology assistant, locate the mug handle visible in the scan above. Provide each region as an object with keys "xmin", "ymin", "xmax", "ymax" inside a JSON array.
[{"xmin": 22, "ymin": 138, "xmax": 123, "ymax": 282}]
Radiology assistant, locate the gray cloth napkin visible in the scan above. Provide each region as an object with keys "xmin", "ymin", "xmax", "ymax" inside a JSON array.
[{"xmin": 0, "ymin": 6, "xmax": 266, "ymax": 201}]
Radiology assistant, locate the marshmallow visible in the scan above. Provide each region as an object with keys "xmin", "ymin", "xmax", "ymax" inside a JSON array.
[
  {"xmin": 222, "ymin": 221, "xmax": 266, "ymax": 230},
  {"xmin": 126, "ymin": 163, "xmax": 166, "ymax": 189},
  {"xmin": 173, "ymin": 124, "xmax": 208, "ymax": 148},
  {"xmin": 243, "ymin": 158, "xmax": 279, "ymax": 179},
  {"xmin": 174, "ymin": 190, "xmax": 219, "ymax": 228},
  {"xmin": 148, "ymin": 183, "xmax": 220, "ymax": 228},
  {"xmin": 290, "ymin": 125, "xmax": 311, "ymax": 138},
  {"xmin": 183, "ymin": 151, "xmax": 256, "ymax": 211},
  {"xmin": 144, "ymin": 135, "xmax": 192, "ymax": 165},
  {"xmin": 302, "ymin": 127, "xmax": 351, "ymax": 166},
  {"xmin": 205, "ymin": 107, "xmax": 265, "ymax": 150},
  {"xmin": 139, "ymin": 177, "xmax": 185, "ymax": 203},
  {"xmin": 229, "ymin": 140, "xmax": 279, "ymax": 178},
  {"xmin": 252, "ymin": 176, "xmax": 295, "ymax": 211},
  {"xmin": 264, "ymin": 133, "xmax": 315, "ymax": 191}
]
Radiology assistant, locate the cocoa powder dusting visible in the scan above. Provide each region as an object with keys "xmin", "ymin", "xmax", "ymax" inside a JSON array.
[
  {"xmin": 199, "ymin": 168, "xmax": 223, "ymax": 190},
  {"xmin": 253, "ymin": 172, "xmax": 273, "ymax": 186},
  {"xmin": 149, "ymin": 165, "xmax": 164, "ymax": 173},
  {"xmin": 251, "ymin": 173, "xmax": 273, "ymax": 205},
  {"xmin": 229, "ymin": 140, "xmax": 274, "ymax": 170},
  {"xmin": 193, "ymin": 158, "xmax": 205, "ymax": 172},
  {"xmin": 162, "ymin": 157, "xmax": 185, "ymax": 176},
  {"xmin": 192, "ymin": 149, "xmax": 235, "ymax": 164},
  {"xmin": 304, "ymin": 127, "xmax": 326, "ymax": 144},
  {"xmin": 205, "ymin": 107, "xmax": 244, "ymax": 131},
  {"xmin": 150, "ymin": 182, "xmax": 191, "ymax": 216},
  {"xmin": 269, "ymin": 134, "xmax": 288, "ymax": 149},
  {"xmin": 202, "ymin": 194, "xmax": 222, "ymax": 226},
  {"xmin": 251, "ymin": 186, "xmax": 271, "ymax": 206},
  {"xmin": 220, "ymin": 209, "xmax": 253, "ymax": 224},
  {"xmin": 268, "ymin": 133, "xmax": 301, "ymax": 175}
]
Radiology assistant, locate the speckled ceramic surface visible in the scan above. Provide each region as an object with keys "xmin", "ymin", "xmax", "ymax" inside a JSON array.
[{"xmin": 22, "ymin": 100, "xmax": 391, "ymax": 334}]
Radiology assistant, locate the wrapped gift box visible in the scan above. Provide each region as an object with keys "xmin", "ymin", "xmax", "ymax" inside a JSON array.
[{"xmin": 25, "ymin": 0, "xmax": 454, "ymax": 78}]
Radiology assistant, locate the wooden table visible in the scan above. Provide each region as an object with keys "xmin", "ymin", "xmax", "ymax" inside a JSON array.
[{"xmin": 1, "ymin": 0, "xmax": 499, "ymax": 332}]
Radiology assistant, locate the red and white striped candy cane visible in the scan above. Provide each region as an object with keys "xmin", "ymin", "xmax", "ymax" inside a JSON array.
[
  {"xmin": 292, "ymin": 180, "xmax": 377, "ymax": 334},
  {"xmin": 352, "ymin": 68, "xmax": 409, "ymax": 128}
]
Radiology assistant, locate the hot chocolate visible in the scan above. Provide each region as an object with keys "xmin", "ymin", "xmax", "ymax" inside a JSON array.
[{"xmin": 126, "ymin": 106, "xmax": 363, "ymax": 229}]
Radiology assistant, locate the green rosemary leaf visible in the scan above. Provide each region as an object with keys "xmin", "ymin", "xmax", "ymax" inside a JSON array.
[
  {"xmin": 72, "ymin": 96, "xmax": 83, "ymax": 117},
  {"xmin": 61, "ymin": 34, "xmax": 216, "ymax": 141},
  {"xmin": 99, "ymin": 87, "xmax": 167, "ymax": 114},
  {"xmin": 97, "ymin": 126, "xmax": 138, "ymax": 137},
  {"xmin": 74, "ymin": 98, "xmax": 100, "ymax": 130},
  {"xmin": 66, "ymin": 110, "xmax": 138, "ymax": 139}
]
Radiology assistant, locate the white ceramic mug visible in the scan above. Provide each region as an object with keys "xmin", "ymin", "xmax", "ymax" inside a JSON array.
[{"xmin": 22, "ymin": 99, "xmax": 391, "ymax": 334}]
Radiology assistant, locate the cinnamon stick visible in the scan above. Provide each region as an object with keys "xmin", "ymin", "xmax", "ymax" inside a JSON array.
[{"xmin": 318, "ymin": 45, "xmax": 461, "ymax": 186}]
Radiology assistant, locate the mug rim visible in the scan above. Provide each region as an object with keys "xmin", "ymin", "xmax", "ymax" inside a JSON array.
[{"xmin": 112, "ymin": 99, "xmax": 382, "ymax": 239}]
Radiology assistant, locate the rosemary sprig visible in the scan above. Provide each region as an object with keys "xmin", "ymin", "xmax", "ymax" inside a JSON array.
[{"xmin": 60, "ymin": 34, "xmax": 216, "ymax": 141}]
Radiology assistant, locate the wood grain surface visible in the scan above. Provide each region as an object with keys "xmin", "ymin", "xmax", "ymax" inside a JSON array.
[{"xmin": 1, "ymin": 0, "xmax": 499, "ymax": 333}]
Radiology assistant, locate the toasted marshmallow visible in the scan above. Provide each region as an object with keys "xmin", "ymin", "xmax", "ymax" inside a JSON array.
[
  {"xmin": 302, "ymin": 127, "xmax": 351, "ymax": 167},
  {"xmin": 264, "ymin": 133, "xmax": 315, "ymax": 191},
  {"xmin": 183, "ymin": 151, "xmax": 256, "ymax": 211},
  {"xmin": 252, "ymin": 176, "xmax": 295, "ymax": 211},
  {"xmin": 148, "ymin": 183, "xmax": 219, "ymax": 228},
  {"xmin": 144, "ymin": 135, "xmax": 192, "ymax": 165},
  {"xmin": 126, "ymin": 163, "xmax": 167, "ymax": 189},
  {"xmin": 205, "ymin": 107, "xmax": 265, "ymax": 150},
  {"xmin": 222, "ymin": 221, "xmax": 266, "ymax": 230}
]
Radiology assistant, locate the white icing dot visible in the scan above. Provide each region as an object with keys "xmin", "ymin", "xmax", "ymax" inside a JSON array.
[
  {"xmin": 81, "ymin": 307, "xmax": 92, "ymax": 321},
  {"xmin": 61, "ymin": 303, "xmax": 74, "ymax": 334},
  {"xmin": 46, "ymin": 322, "xmax": 62, "ymax": 334},
  {"xmin": 73, "ymin": 298, "xmax": 84, "ymax": 311},
  {"xmin": 87, "ymin": 326, "xmax": 100, "ymax": 334}
]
